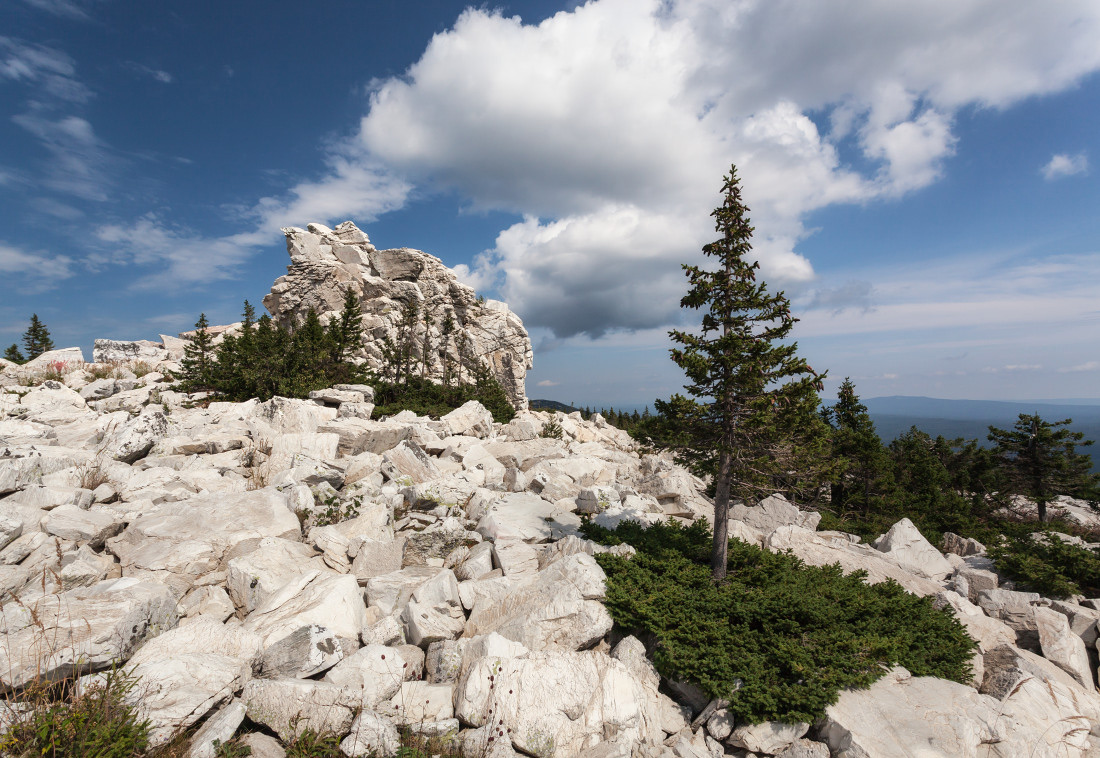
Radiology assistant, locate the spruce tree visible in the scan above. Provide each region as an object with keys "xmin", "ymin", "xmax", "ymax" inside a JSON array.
[
  {"xmin": 658, "ymin": 165, "xmax": 828, "ymax": 580},
  {"xmin": 329, "ymin": 288, "xmax": 363, "ymax": 364},
  {"xmin": 21, "ymin": 314, "xmax": 54, "ymax": 360},
  {"xmin": 179, "ymin": 313, "xmax": 216, "ymax": 390},
  {"xmin": 825, "ymin": 379, "xmax": 890, "ymax": 514},
  {"xmin": 988, "ymin": 414, "xmax": 1100, "ymax": 523},
  {"xmin": 3, "ymin": 344, "xmax": 25, "ymax": 364}
]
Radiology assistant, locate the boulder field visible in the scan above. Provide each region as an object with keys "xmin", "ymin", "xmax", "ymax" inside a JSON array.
[{"xmin": 3, "ymin": 364, "xmax": 1100, "ymax": 757}]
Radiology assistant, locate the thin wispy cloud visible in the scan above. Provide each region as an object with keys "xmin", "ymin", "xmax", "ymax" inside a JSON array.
[
  {"xmin": 0, "ymin": 241, "xmax": 74, "ymax": 289},
  {"xmin": 1041, "ymin": 152, "xmax": 1088, "ymax": 180},
  {"xmin": 1059, "ymin": 361, "xmax": 1099, "ymax": 373},
  {"xmin": 124, "ymin": 62, "xmax": 173, "ymax": 83},
  {"xmin": 11, "ymin": 113, "xmax": 113, "ymax": 201},
  {"xmin": 21, "ymin": 0, "xmax": 90, "ymax": 19},
  {"xmin": 0, "ymin": 37, "xmax": 91, "ymax": 103}
]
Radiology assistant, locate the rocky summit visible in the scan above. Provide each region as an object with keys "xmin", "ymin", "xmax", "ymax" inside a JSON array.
[
  {"xmin": 2, "ymin": 238, "xmax": 1100, "ymax": 757},
  {"xmin": 265, "ymin": 221, "xmax": 533, "ymax": 410}
]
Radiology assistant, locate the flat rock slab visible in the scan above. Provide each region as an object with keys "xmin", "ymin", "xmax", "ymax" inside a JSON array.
[
  {"xmin": 464, "ymin": 553, "xmax": 612, "ymax": 651},
  {"xmin": 242, "ymin": 678, "xmax": 360, "ymax": 742},
  {"xmin": 0, "ymin": 577, "xmax": 177, "ymax": 689},
  {"xmin": 766, "ymin": 525, "xmax": 944, "ymax": 597},
  {"xmin": 243, "ymin": 570, "xmax": 369, "ymax": 648}
]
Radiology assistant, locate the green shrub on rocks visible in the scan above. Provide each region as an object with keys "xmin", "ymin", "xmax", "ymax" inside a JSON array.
[
  {"xmin": 1, "ymin": 667, "xmax": 151, "ymax": 758},
  {"xmin": 989, "ymin": 533, "xmax": 1100, "ymax": 599},
  {"xmin": 582, "ymin": 519, "xmax": 977, "ymax": 725}
]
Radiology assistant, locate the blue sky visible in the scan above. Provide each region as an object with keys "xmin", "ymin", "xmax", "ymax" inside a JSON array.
[{"xmin": 2, "ymin": 0, "xmax": 1098, "ymax": 407}]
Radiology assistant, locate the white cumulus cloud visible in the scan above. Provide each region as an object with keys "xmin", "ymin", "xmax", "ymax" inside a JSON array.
[
  {"xmin": 1041, "ymin": 152, "xmax": 1089, "ymax": 180},
  {"xmin": 333, "ymin": 0, "xmax": 1100, "ymax": 338}
]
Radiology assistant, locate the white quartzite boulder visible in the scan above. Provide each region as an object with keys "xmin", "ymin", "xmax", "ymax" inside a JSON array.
[{"xmin": 872, "ymin": 517, "xmax": 955, "ymax": 581}]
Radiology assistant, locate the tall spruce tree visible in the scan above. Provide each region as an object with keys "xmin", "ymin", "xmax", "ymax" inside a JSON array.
[
  {"xmin": 179, "ymin": 313, "xmax": 216, "ymax": 390},
  {"xmin": 328, "ymin": 288, "xmax": 363, "ymax": 364},
  {"xmin": 21, "ymin": 314, "xmax": 54, "ymax": 360},
  {"xmin": 659, "ymin": 165, "xmax": 828, "ymax": 580},
  {"xmin": 988, "ymin": 414, "xmax": 1099, "ymax": 523},
  {"xmin": 825, "ymin": 379, "xmax": 890, "ymax": 514}
]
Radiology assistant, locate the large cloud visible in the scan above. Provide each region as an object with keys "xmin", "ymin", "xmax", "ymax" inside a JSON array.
[{"xmin": 341, "ymin": 0, "xmax": 1100, "ymax": 338}]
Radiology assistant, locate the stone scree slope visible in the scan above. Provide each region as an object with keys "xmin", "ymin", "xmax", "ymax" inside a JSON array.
[
  {"xmin": 4, "ymin": 361, "xmax": 1100, "ymax": 756},
  {"xmin": 263, "ymin": 221, "xmax": 533, "ymax": 410}
]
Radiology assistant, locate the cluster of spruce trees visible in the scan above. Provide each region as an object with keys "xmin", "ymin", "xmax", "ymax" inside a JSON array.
[
  {"xmin": 3, "ymin": 314, "xmax": 54, "ymax": 364},
  {"xmin": 176, "ymin": 290, "xmax": 515, "ymax": 423}
]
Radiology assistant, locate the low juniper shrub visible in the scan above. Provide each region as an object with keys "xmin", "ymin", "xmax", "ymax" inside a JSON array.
[
  {"xmin": 581, "ymin": 518, "xmax": 977, "ymax": 725},
  {"xmin": 988, "ymin": 532, "xmax": 1100, "ymax": 599}
]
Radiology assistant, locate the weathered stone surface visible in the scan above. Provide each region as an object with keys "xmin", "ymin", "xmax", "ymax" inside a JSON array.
[
  {"xmin": 821, "ymin": 668, "xmax": 1000, "ymax": 756},
  {"xmin": 322, "ymin": 643, "xmax": 405, "ymax": 708},
  {"xmin": 227, "ymin": 537, "xmax": 327, "ymax": 614},
  {"xmin": 0, "ymin": 577, "xmax": 177, "ymax": 688},
  {"xmin": 93, "ymin": 339, "xmax": 168, "ymax": 364},
  {"xmin": 243, "ymin": 571, "xmax": 369, "ymax": 648},
  {"xmin": 774, "ymin": 740, "xmax": 830, "ymax": 758},
  {"xmin": 726, "ymin": 721, "xmax": 809, "ymax": 754},
  {"xmin": 942, "ymin": 531, "xmax": 986, "ymax": 557},
  {"xmin": 43, "ymin": 504, "xmax": 124, "ymax": 548},
  {"xmin": 933, "ymin": 591, "xmax": 1016, "ymax": 653},
  {"xmin": 1034, "ymin": 605, "xmax": 1094, "ymax": 688},
  {"xmin": 352, "ymin": 536, "xmax": 406, "ymax": 582},
  {"xmin": 239, "ymin": 733, "xmax": 286, "ymax": 758},
  {"xmin": 308, "ymin": 503, "xmax": 394, "ymax": 572},
  {"xmin": 977, "ymin": 588, "xmax": 1044, "ymax": 648},
  {"xmin": 399, "ymin": 568, "xmax": 465, "ymax": 647},
  {"xmin": 730, "ymin": 493, "xmax": 821, "ymax": 534},
  {"xmin": 871, "ymin": 517, "xmax": 954, "ymax": 581},
  {"xmin": 439, "ymin": 401, "xmax": 495, "ymax": 438},
  {"xmin": 474, "ymin": 491, "xmax": 580, "ymax": 543},
  {"xmin": 127, "ymin": 653, "xmax": 250, "ymax": 745},
  {"xmin": 186, "ymin": 698, "xmax": 247, "ymax": 758},
  {"xmin": 106, "ymin": 409, "xmax": 169, "ymax": 463},
  {"xmin": 464, "ymin": 553, "xmax": 612, "ymax": 651},
  {"xmin": 766, "ymin": 525, "xmax": 944, "ymax": 596},
  {"xmin": 455, "ymin": 642, "xmax": 666, "ymax": 757},
  {"xmin": 380, "ymin": 440, "xmax": 441, "ymax": 485},
  {"xmin": 366, "ymin": 565, "xmax": 445, "ymax": 616},
  {"xmin": 242, "ymin": 678, "xmax": 359, "ymax": 742},
  {"xmin": 387, "ymin": 681, "xmax": 455, "ymax": 725},
  {"xmin": 259, "ymin": 623, "xmax": 344, "ymax": 679},
  {"xmin": 263, "ymin": 222, "xmax": 532, "ymax": 409},
  {"xmin": 1050, "ymin": 599, "xmax": 1100, "ymax": 645},
  {"xmin": 339, "ymin": 710, "xmax": 401, "ymax": 758}
]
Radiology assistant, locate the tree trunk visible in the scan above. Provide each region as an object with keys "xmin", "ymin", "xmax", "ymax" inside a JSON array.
[
  {"xmin": 711, "ymin": 449, "xmax": 733, "ymax": 581},
  {"xmin": 1037, "ymin": 497, "xmax": 1048, "ymax": 524}
]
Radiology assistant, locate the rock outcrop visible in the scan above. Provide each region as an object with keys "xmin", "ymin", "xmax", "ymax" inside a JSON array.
[{"xmin": 263, "ymin": 222, "xmax": 533, "ymax": 409}]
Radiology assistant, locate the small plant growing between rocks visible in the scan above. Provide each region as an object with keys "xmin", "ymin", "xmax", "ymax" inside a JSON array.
[
  {"xmin": 312, "ymin": 491, "xmax": 362, "ymax": 527},
  {"xmin": 212, "ymin": 737, "xmax": 252, "ymax": 756},
  {"xmin": 0, "ymin": 666, "xmax": 151, "ymax": 758},
  {"xmin": 539, "ymin": 419, "xmax": 563, "ymax": 439}
]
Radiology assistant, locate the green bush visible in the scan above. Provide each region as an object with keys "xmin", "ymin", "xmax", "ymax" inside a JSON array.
[
  {"xmin": 582, "ymin": 519, "xmax": 976, "ymax": 724},
  {"xmin": 372, "ymin": 374, "xmax": 515, "ymax": 424},
  {"xmin": 0, "ymin": 667, "xmax": 151, "ymax": 757},
  {"xmin": 989, "ymin": 533, "xmax": 1100, "ymax": 599}
]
